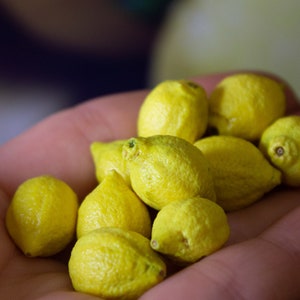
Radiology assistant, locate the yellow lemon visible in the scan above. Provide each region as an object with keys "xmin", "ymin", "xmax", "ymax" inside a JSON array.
[
  {"xmin": 208, "ymin": 73, "xmax": 286, "ymax": 141},
  {"xmin": 259, "ymin": 115, "xmax": 300, "ymax": 186},
  {"xmin": 90, "ymin": 139, "xmax": 130, "ymax": 185},
  {"xmin": 194, "ymin": 136, "xmax": 281, "ymax": 211},
  {"xmin": 76, "ymin": 170, "xmax": 151, "ymax": 239},
  {"xmin": 137, "ymin": 80, "xmax": 209, "ymax": 143},
  {"xmin": 151, "ymin": 197, "xmax": 230, "ymax": 264},
  {"xmin": 68, "ymin": 227, "xmax": 166, "ymax": 299},
  {"xmin": 5, "ymin": 175, "xmax": 78, "ymax": 257},
  {"xmin": 122, "ymin": 135, "xmax": 216, "ymax": 210}
]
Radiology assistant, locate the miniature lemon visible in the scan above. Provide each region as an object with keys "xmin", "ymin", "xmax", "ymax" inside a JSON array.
[
  {"xmin": 151, "ymin": 197, "xmax": 230, "ymax": 264},
  {"xmin": 90, "ymin": 139, "xmax": 130, "ymax": 185},
  {"xmin": 5, "ymin": 175, "xmax": 78, "ymax": 257},
  {"xmin": 69, "ymin": 227, "xmax": 166, "ymax": 299},
  {"xmin": 77, "ymin": 170, "xmax": 151, "ymax": 239},
  {"xmin": 122, "ymin": 135, "xmax": 216, "ymax": 210},
  {"xmin": 259, "ymin": 115, "xmax": 300, "ymax": 186},
  {"xmin": 194, "ymin": 136, "xmax": 282, "ymax": 211},
  {"xmin": 137, "ymin": 79, "xmax": 209, "ymax": 143},
  {"xmin": 208, "ymin": 73, "xmax": 286, "ymax": 141}
]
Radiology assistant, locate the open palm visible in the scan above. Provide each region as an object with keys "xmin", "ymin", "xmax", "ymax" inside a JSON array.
[{"xmin": 0, "ymin": 72, "xmax": 299, "ymax": 300}]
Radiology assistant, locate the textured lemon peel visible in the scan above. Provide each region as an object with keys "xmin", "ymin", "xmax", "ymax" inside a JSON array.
[
  {"xmin": 123, "ymin": 135, "xmax": 216, "ymax": 210},
  {"xmin": 150, "ymin": 197, "xmax": 230, "ymax": 264},
  {"xmin": 68, "ymin": 228, "xmax": 166, "ymax": 299}
]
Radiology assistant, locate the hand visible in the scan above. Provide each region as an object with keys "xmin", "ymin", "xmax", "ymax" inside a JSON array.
[{"xmin": 0, "ymin": 72, "xmax": 299, "ymax": 299}]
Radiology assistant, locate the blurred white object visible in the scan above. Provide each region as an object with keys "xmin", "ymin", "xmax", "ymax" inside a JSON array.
[{"xmin": 149, "ymin": 0, "xmax": 300, "ymax": 97}]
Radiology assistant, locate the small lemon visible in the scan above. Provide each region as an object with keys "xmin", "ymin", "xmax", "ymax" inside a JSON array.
[
  {"xmin": 90, "ymin": 139, "xmax": 130, "ymax": 185},
  {"xmin": 69, "ymin": 227, "xmax": 166, "ymax": 299},
  {"xmin": 259, "ymin": 115, "xmax": 300, "ymax": 186},
  {"xmin": 151, "ymin": 197, "xmax": 230, "ymax": 264},
  {"xmin": 194, "ymin": 136, "xmax": 282, "ymax": 211},
  {"xmin": 122, "ymin": 135, "xmax": 216, "ymax": 210},
  {"xmin": 137, "ymin": 80, "xmax": 209, "ymax": 143},
  {"xmin": 208, "ymin": 73, "xmax": 286, "ymax": 141},
  {"xmin": 5, "ymin": 175, "xmax": 78, "ymax": 257},
  {"xmin": 76, "ymin": 170, "xmax": 151, "ymax": 239}
]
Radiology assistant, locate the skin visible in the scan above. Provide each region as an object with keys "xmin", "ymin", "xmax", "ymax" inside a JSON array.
[{"xmin": 0, "ymin": 72, "xmax": 299, "ymax": 299}]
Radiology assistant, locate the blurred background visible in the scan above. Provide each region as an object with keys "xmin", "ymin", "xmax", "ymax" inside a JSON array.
[
  {"xmin": 0, "ymin": 0, "xmax": 171, "ymax": 144},
  {"xmin": 0, "ymin": 0, "xmax": 299, "ymax": 144}
]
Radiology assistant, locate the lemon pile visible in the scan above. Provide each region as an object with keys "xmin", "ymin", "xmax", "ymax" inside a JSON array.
[{"xmin": 6, "ymin": 73, "xmax": 298, "ymax": 299}]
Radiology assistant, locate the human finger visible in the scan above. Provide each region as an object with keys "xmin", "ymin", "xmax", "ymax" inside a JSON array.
[{"xmin": 227, "ymin": 187, "xmax": 300, "ymax": 245}]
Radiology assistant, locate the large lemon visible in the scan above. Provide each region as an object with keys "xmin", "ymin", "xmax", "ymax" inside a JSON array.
[
  {"xmin": 123, "ymin": 135, "xmax": 216, "ymax": 210},
  {"xmin": 138, "ymin": 80, "xmax": 208, "ymax": 143},
  {"xmin": 6, "ymin": 175, "xmax": 78, "ymax": 257},
  {"xmin": 195, "ymin": 135, "xmax": 282, "ymax": 211},
  {"xmin": 69, "ymin": 227, "xmax": 166, "ymax": 299},
  {"xmin": 208, "ymin": 73, "xmax": 286, "ymax": 141},
  {"xmin": 76, "ymin": 170, "xmax": 151, "ymax": 239},
  {"xmin": 151, "ymin": 197, "xmax": 230, "ymax": 264}
]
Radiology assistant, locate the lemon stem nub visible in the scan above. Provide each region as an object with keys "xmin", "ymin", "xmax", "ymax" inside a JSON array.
[
  {"xmin": 128, "ymin": 139, "xmax": 136, "ymax": 148},
  {"xmin": 275, "ymin": 146, "xmax": 285, "ymax": 157},
  {"xmin": 159, "ymin": 269, "xmax": 166, "ymax": 278},
  {"xmin": 151, "ymin": 240, "xmax": 159, "ymax": 250},
  {"xmin": 186, "ymin": 81, "xmax": 198, "ymax": 89}
]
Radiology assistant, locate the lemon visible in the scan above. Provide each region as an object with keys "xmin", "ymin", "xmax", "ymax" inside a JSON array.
[
  {"xmin": 76, "ymin": 170, "xmax": 151, "ymax": 239},
  {"xmin": 259, "ymin": 115, "xmax": 300, "ymax": 186},
  {"xmin": 5, "ymin": 175, "xmax": 78, "ymax": 257},
  {"xmin": 194, "ymin": 136, "xmax": 282, "ymax": 211},
  {"xmin": 69, "ymin": 227, "xmax": 166, "ymax": 299},
  {"xmin": 90, "ymin": 139, "xmax": 130, "ymax": 185},
  {"xmin": 137, "ymin": 80, "xmax": 209, "ymax": 143},
  {"xmin": 122, "ymin": 135, "xmax": 216, "ymax": 210},
  {"xmin": 151, "ymin": 197, "xmax": 230, "ymax": 264},
  {"xmin": 208, "ymin": 73, "xmax": 286, "ymax": 141}
]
